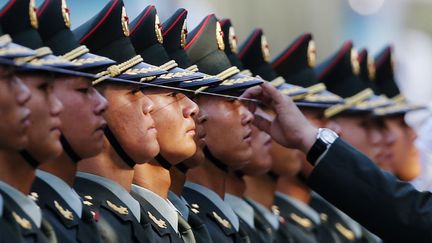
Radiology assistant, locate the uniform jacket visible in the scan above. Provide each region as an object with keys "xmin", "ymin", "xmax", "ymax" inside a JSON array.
[
  {"xmin": 308, "ymin": 138, "xmax": 432, "ymax": 243},
  {"xmin": 74, "ymin": 176, "xmax": 154, "ymax": 243},
  {"xmin": 31, "ymin": 176, "xmax": 103, "ymax": 243}
]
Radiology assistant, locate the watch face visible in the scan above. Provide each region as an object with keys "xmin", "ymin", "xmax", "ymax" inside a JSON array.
[{"xmin": 320, "ymin": 128, "xmax": 338, "ymax": 144}]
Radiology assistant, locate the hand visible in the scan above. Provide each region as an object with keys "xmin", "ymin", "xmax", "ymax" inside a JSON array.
[{"xmin": 241, "ymin": 82, "xmax": 318, "ymax": 153}]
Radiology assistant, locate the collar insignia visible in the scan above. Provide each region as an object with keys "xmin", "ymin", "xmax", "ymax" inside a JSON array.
[
  {"xmin": 212, "ymin": 211, "xmax": 231, "ymax": 229},
  {"xmin": 54, "ymin": 200, "xmax": 74, "ymax": 220},
  {"xmin": 335, "ymin": 222, "xmax": 355, "ymax": 241},
  {"xmin": 106, "ymin": 200, "xmax": 128, "ymax": 215},
  {"xmin": 290, "ymin": 213, "xmax": 312, "ymax": 229},
  {"xmin": 271, "ymin": 205, "xmax": 281, "ymax": 216},
  {"xmin": 29, "ymin": 192, "xmax": 39, "ymax": 201},
  {"xmin": 320, "ymin": 213, "xmax": 328, "ymax": 222},
  {"xmin": 12, "ymin": 211, "xmax": 32, "ymax": 230},
  {"xmin": 147, "ymin": 211, "xmax": 167, "ymax": 228},
  {"xmin": 83, "ymin": 200, "xmax": 93, "ymax": 206}
]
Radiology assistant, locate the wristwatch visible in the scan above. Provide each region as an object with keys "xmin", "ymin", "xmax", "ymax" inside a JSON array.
[{"xmin": 306, "ymin": 128, "xmax": 338, "ymax": 165}]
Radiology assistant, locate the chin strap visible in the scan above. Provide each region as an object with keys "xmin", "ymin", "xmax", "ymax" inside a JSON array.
[
  {"xmin": 296, "ymin": 172, "xmax": 308, "ymax": 184},
  {"xmin": 103, "ymin": 126, "xmax": 136, "ymax": 168},
  {"xmin": 175, "ymin": 162, "xmax": 189, "ymax": 174},
  {"xmin": 203, "ymin": 146, "xmax": 228, "ymax": 173},
  {"xmin": 267, "ymin": 171, "xmax": 279, "ymax": 181},
  {"xmin": 19, "ymin": 149, "xmax": 40, "ymax": 168},
  {"xmin": 154, "ymin": 154, "xmax": 172, "ymax": 170},
  {"xmin": 234, "ymin": 170, "xmax": 245, "ymax": 179},
  {"xmin": 60, "ymin": 134, "xmax": 81, "ymax": 163}
]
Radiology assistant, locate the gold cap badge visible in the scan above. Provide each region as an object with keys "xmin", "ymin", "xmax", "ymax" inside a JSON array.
[
  {"xmin": 228, "ymin": 26, "xmax": 238, "ymax": 54},
  {"xmin": 121, "ymin": 7, "xmax": 130, "ymax": 37},
  {"xmin": 216, "ymin": 21, "xmax": 225, "ymax": 51},
  {"xmin": 367, "ymin": 54, "xmax": 376, "ymax": 80},
  {"xmin": 29, "ymin": 0, "xmax": 38, "ymax": 29},
  {"xmin": 350, "ymin": 49, "xmax": 360, "ymax": 75},
  {"xmin": 155, "ymin": 15, "xmax": 163, "ymax": 44},
  {"xmin": 61, "ymin": 0, "xmax": 71, "ymax": 28},
  {"xmin": 261, "ymin": 35, "xmax": 271, "ymax": 63},
  {"xmin": 180, "ymin": 21, "xmax": 188, "ymax": 48},
  {"xmin": 307, "ymin": 40, "xmax": 317, "ymax": 68}
]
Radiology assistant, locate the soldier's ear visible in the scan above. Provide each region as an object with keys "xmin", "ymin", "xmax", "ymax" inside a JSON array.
[{"xmin": 324, "ymin": 119, "xmax": 342, "ymax": 136}]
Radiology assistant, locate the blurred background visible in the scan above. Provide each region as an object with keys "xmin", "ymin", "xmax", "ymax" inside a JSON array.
[{"xmin": 1, "ymin": 0, "xmax": 432, "ymax": 108}]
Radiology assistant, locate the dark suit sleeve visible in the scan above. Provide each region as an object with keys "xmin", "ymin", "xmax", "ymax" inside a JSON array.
[{"xmin": 307, "ymin": 138, "xmax": 432, "ymax": 243}]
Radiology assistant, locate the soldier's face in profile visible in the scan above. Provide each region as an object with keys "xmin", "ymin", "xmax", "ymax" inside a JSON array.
[
  {"xmin": 266, "ymin": 109, "xmax": 301, "ymax": 177},
  {"xmin": 18, "ymin": 72, "xmax": 63, "ymax": 161},
  {"xmin": 99, "ymin": 84, "xmax": 159, "ymax": 163},
  {"xmin": 372, "ymin": 118, "xmax": 395, "ymax": 172},
  {"xmin": 181, "ymin": 108, "xmax": 208, "ymax": 169},
  {"xmin": 52, "ymin": 76, "xmax": 108, "ymax": 158},
  {"xmin": 195, "ymin": 95, "xmax": 253, "ymax": 170},
  {"xmin": 141, "ymin": 88, "xmax": 198, "ymax": 164},
  {"xmin": 381, "ymin": 116, "xmax": 419, "ymax": 178},
  {"xmin": 327, "ymin": 114, "xmax": 384, "ymax": 160},
  {"xmin": 0, "ymin": 66, "xmax": 31, "ymax": 150},
  {"xmin": 241, "ymin": 108, "xmax": 272, "ymax": 176}
]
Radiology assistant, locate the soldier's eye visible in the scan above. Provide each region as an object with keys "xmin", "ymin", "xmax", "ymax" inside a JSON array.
[
  {"xmin": 131, "ymin": 88, "xmax": 141, "ymax": 95},
  {"xmin": 77, "ymin": 88, "xmax": 90, "ymax": 94},
  {"xmin": 168, "ymin": 91, "xmax": 180, "ymax": 97},
  {"xmin": 38, "ymin": 82, "xmax": 49, "ymax": 91}
]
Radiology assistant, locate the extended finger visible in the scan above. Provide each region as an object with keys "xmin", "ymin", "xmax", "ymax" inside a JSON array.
[
  {"xmin": 241, "ymin": 85, "xmax": 263, "ymax": 99},
  {"xmin": 253, "ymin": 114, "xmax": 272, "ymax": 134}
]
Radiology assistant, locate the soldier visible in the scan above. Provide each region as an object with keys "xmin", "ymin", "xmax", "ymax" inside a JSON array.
[
  {"xmin": 272, "ymin": 34, "xmax": 382, "ymax": 243},
  {"xmin": 224, "ymin": 107, "xmax": 283, "ymax": 243},
  {"xmin": 27, "ymin": 0, "xmax": 116, "ymax": 242},
  {"xmin": 240, "ymin": 72, "xmax": 432, "ymax": 242},
  {"xmin": 0, "ymin": 0, "xmax": 104, "ymax": 241},
  {"xmin": 221, "ymin": 21, "xmax": 310, "ymax": 243},
  {"xmin": 239, "ymin": 29, "xmax": 340, "ymax": 243},
  {"xmin": 163, "ymin": 8, "xmax": 220, "ymax": 243},
  {"xmin": 69, "ymin": 0, "xmax": 175, "ymax": 242},
  {"xmin": 126, "ymin": 5, "xmax": 218, "ymax": 242},
  {"xmin": 313, "ymin": 41, "xmax": 396, "ymax": 161},
  {"xmin": 239, "ymin": 47, "xmax": 432, "ymax": 242},
  {"xmin": 0, "ymin": 26, "xmax": 34, "ymax": 243},
  {"xmin": 180, "ymin": 14, "xmax": 263, "ymax": 243},
  {"xmin": 372, "ymin": 46, "xmax": 424, "ymax": 182}
]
